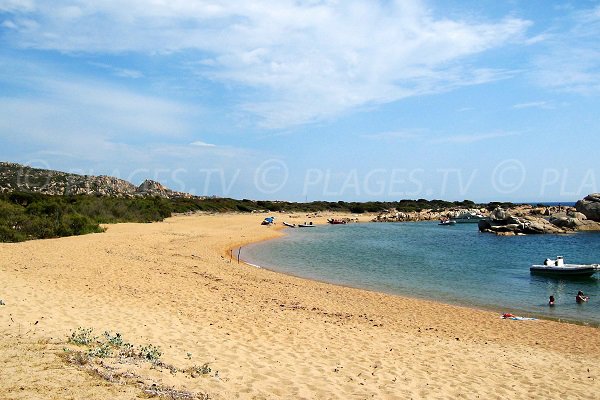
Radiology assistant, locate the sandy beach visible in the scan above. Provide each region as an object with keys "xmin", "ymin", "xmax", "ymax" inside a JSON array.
[{"xmin": 1, "ymin": 213, "xmax": 599, "ymax": 399}]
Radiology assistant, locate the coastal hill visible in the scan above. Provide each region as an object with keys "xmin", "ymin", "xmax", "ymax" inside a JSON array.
[{"xmin": 0, "ymin": 161, "xmax": 197, "ymax": 199}]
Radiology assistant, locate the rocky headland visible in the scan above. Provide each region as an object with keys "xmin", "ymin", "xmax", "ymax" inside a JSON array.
[
  {"xmin": 477, "ymin": 196, "xmax": 600, "ymax": 235},
  {"xmin": 371, "ymin": 196, "xmax": 600, "ymax": 235},
  {"xmin": 0, "ymin": 162, "xmax": 198, "ymax": 199}
]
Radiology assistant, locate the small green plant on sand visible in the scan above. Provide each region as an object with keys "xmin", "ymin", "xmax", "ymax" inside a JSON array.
[
  {"xmin": 118, "ymin": 342, "xmax": 136, "ymax": 358},
  {"xmin": 63, "ymin": 326, "xmax": 215, "ymax": 398},
  {"xmin": 68, "ymin": 327, "xmax": 96, "ymax": 345},
  {"xmin": 188, "ymin": 363, "xmax": 211, "ymax": 376},
  {"xmin": 103, "ymin": 331, "xmax": 124, "ymax": 347},
  {"xmin": 68, "ymin": 328, "xmax": 161, "ymax": 364},
  {"xmin": 198, "ymin": 363, "xmax": 211, "ymax": 375},
  {"xmin": 139, "ymin": 344, "xmax": 162, "ymax": 363},
  {"xmin": 87, "ymin": 342, "xmax": 112, "ymax": 358}
]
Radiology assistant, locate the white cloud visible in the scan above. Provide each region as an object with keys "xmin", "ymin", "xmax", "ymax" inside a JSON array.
[
  {"xmin": 512, "ymin": 101, "xmax": 553, "ymax": 109},
  {"xmin": 524, "ymin": 33, "xmax": 549, "ymax": 45},
  {"xmin": 0, "ymin": 58, "xmax": 259, "ymax": 182},
  {"xmin": 362, "ymin": 131, "xmax": 421, "ymax": 141},
  {"xmin": 1, "ymin": 19, "xmax": 18, "ymax": 29},
  {"xmin": 534, "ymin": 49, "xmax": 600, "ymax": 94},
  {"xmin": 431, "ymin": 131, "xmax": 519, "ymax": 144},
  {"xmin": 1, "ymin": 0, "xmax": 531, "ymax": 128},
  {"xmin": 190, "ymin": 140, "xmax": 216, "ymax": 147},
  {"xmin": 0, "ymin": 66, "xmax": 198, "ymax": 149},
  {"xmin": 47, "ymin": 79, "xmax": 193, "ymax": 136},
  {"xmin": 89, "ymin": 62, "xmax": 144, "ymax": 79},
  {"xmin": 531, "ymin": 5, "xmax": 600, "ymax": 94},
  {"xmin": 0, "ymin": 0, "xmax": 35, "ymax": 12}
]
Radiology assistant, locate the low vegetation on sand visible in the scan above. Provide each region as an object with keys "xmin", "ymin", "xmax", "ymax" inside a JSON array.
[{"xmin": 63, "ymin": 327, "xmax": 213, "ymax": 399}]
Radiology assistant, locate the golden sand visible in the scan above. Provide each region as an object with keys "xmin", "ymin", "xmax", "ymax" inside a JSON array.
[{"xmin": 1, "ymin": 213, "xmax": 599, "ymax": 399}]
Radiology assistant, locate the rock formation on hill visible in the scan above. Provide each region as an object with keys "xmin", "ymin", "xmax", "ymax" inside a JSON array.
[{"xmin": 0, "ymin": 162, "xmax": 197, "ymax": 199}]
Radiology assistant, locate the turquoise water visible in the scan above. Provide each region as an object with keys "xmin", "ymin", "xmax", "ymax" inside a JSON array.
[{"xmin": 243, "ymin": 222, "xmax": 600, "ymax": 325}]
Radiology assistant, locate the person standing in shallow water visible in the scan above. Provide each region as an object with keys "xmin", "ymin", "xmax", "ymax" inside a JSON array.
[
  {"xmin": 548, "ymin": 295, "xmax": 555, "ymax": 306},
  {"xmin": 576, "ymin": 291, "xmax": 589, "ymax": 304}
]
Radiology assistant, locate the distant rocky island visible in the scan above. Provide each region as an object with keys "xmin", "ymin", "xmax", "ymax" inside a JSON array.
[{"xmin": 0, "ymin": 162, "xmax": 198, "ymax": 199}]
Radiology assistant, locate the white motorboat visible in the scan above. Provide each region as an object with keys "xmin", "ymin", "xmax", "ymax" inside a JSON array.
[
  {"xmin": 530, "ymin": 256, "xmax": 599, "ymax": 278},
  {"xmin": 450, "ymin": 212, "xmax": 485, "ymax": 223},
  {"xmin": 438, "ymin": 219, "xmax": 456, "ymax": 226}
]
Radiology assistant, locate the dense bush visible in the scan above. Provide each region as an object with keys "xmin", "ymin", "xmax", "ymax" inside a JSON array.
[{"xmin": 0, "ymin": 192, "xmax": 171, "ymax": 242}]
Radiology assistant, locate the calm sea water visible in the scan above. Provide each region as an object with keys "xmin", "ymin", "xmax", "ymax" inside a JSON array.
[{"xmin": 243, "ymin": 222, "xmax": 600, "ymax": 325}]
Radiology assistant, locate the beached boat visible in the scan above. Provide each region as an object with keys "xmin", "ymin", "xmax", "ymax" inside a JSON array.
[
  {"xmin": 283, "ymin": 222, "xmax": 296, "ymax": 228},
  {"xmin": 530, "ymin": 256, "xmax": 599, "ymax": 278},
  {"xmin": 297, "ymin": 223, "xmax": 315, "ymax": 227},
  {"xmin": 261, "ymin": 216, "xmax": 275, "ymax": 225},
  {"xmin": 327, "ymin": 218, "xmax": 347, "ymax": 224},
  {"xmin": 450, "ymin": 212, "xmax": 485, "ymax": 223}
]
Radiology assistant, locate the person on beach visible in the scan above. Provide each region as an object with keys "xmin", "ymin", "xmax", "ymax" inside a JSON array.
[
  {"xmin": 548, "ymin": 295, "xmax": 555, "ymax": 306},
  {"xmin": 576, "ymin": 291, "xmax": 589, "ymax": 304}
]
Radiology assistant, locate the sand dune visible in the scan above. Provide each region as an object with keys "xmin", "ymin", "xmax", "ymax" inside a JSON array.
[{"xmin": 1, "ymin": 213, "xmax": 599, "ymax": 399}]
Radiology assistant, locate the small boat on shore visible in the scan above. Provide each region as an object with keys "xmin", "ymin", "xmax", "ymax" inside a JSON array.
[
  {"xmin": 283, "ymin": 222, "xmax": 296, "ymax": 228},
  {"xmin": 261, "ymin": 216, "xmax": 275, "ymax": 225},
  {"xmin": 327, "ymin": 218, "xmax": 347, "ymax": 225},
  {"xmin": 530, "ymin": 256, "xmax": 599, "ymax": 278},
  {"xmin": 298, "ymin": 222, "xmax": 315, "ymax": 227}
]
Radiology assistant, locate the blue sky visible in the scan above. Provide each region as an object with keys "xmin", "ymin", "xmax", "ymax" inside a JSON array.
[{"xmin": 1, "ymin": 0, "xmax": 599, "ymax": 202}]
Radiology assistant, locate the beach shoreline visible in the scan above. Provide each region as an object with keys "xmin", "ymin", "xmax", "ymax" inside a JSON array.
[
  {"xmin": 239, "ymin": 251, "xmax": 600, "ymax": 329},
  {"xmin": 1, "ymin": 212, "xmax": 599, "ymax": 399},
  {"xmin": 239, "ymin": 216, "xmax": 600, "ymax": 328}
]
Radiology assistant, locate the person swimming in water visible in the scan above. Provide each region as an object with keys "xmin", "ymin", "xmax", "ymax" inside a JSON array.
[
  {"xmin": 576, "ymin": 291, "xmax": 589, "ymax": 304},
  {"xmin": 548, "ymin": 295, "xmax": 555, "ymax": 306}
]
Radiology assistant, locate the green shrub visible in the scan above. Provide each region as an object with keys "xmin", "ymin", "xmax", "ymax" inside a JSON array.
[
  {"xmin": 68, "ymin": 327, "xmax": 96, "ymax": 346},
  {"xmin": 0, "ymin": 224, "xmax": 25, "ymax": 242},
  {"xmin": 139, "ymin": 344, "xmax": 162, "ymax": 362},
  {"xmin": 103, "ymin": 331, "xmax": 124, "ymax": 346},
  {"xmin": 87, "ymin": 342, "xmax": 112, "ymax": 358}
]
